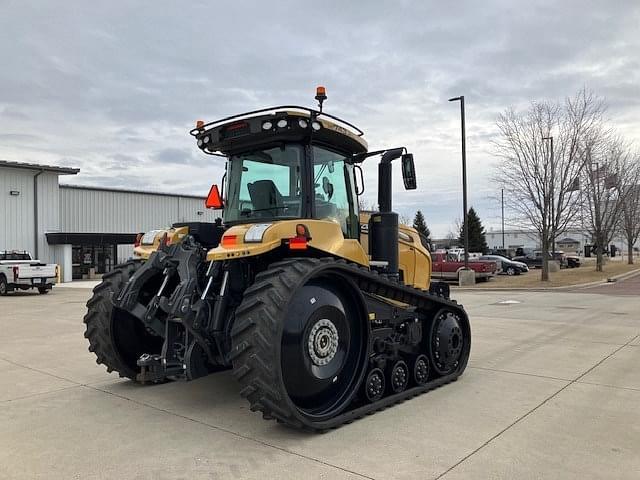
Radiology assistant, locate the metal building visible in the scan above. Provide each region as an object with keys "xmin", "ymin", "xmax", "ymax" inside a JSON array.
[{"xmin": 1, "ymin": 160, "xmax": 219, "ymax": 282}]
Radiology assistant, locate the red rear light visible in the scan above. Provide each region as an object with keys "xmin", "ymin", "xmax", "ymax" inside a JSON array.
[
  {"xmin": 222, "ymin": 235, "xmax": 237, "ymax": 247},
  {"xmin": 288, "ymin": 236, "xmax": 308, "ymax": 250},
  {"xmin": 13, "ymin": 266, "xmax": 19, "ymax": 282},
  {"xmin": 134, "ymin": 233, "xmax": 143, "ymax": 248}
]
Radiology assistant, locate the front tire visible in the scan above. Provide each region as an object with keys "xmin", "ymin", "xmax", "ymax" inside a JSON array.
[
  {"xmin": 83, "ymin": 261, "xmax": 163, "ymax": 380},
  {"xmin": 506, "ymin": 266, "xmax": 516, "ymax": 276},
  {"xmin": 38, "ymin": 287, "xmax": 50, "ymax": 294}
]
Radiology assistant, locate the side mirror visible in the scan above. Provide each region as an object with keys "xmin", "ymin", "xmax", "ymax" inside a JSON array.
[
  {"xmin": 354, "ymin": 165, "xmax": 365, "ymax": 195},
  {"xmin": 205, "ymin": 184, "xmax": 224, "ymax": 209},
  {"xmin": 401, "ymin": 154, "xmax": 417, "ymax": 190}
]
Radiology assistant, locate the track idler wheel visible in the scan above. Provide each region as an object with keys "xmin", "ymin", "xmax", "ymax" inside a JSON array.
[
  {"xmin": 363, "ymin": 367, "xmax": 385, "ymax": 403},
  {"xmin": 387, "ymin": 360, "xmax": 409, "ymax": 394},
  {"xmin": 429, "ymin": 309, "xmax": 466, "ymax": 376},
  {"xmin": 412, "ymin": 354, "xmax": 430, "ymax": 386}
]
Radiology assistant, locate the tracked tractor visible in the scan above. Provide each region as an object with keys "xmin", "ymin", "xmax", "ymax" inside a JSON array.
[{"xmin": 84, "ymin": 87, "xmax": 471, "ymax": 430}]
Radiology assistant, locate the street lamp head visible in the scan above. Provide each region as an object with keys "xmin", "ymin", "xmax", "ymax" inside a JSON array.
[
  {"xmin": 542, "ymin": 136, "xmax": 553, "ymax": 140},
  {"xmin": 448, "ymin": 96, "xmax": 461, "ymax": 102}
]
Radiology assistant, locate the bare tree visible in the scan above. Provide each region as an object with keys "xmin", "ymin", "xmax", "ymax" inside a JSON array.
[
  {"xmin": 358, "ymin": 199, "xmax": 377, "ymax": 212},
  {"xmin": 494, "ymin": 89, "xmax": 606, "ymax": 280},
  {"xmin": 581, "ymin": 138, "xmax": 631, "ymax": 271},
  {"xmin": 399, "ymin": 213, "xmax": 413, "ymax": 226},
  {"xmin": 619, "ymin": 153, "xmax": 640, "ymax": 264}
]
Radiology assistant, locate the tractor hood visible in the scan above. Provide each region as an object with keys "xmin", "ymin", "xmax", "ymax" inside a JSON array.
[{"xmin": 206, "ymin": 219, "xmax": 369, "ymax": 266}]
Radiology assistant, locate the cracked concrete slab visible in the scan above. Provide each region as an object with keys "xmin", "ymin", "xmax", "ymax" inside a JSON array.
[
  {"xmin": 438, "ymin": 382, "xmax": 640, "ymax": 480},
  {"xmin": 0, "ymin": 387, "xmax": 366, "ymax": 480},
  {"xmin": 1, "ymin": 283, "xmax": 638, "ymax": 479}
]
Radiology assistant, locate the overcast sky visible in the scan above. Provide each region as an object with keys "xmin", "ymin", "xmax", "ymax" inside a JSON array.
[{"xmin": 1, "ymin": 1, "xmax": 639, "ymax": 238}]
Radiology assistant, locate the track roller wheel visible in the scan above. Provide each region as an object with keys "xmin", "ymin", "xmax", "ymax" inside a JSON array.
[
  {"xmin": 363, "ymin": 367, "xmax": 385, "ymax": 403},
  {"xmin": 388, "ymin": 360, "xmax": 409, "ymax": 394},
  {"xmin": 429, "ymin": 308, "xmax": 468, "ymax": 376},
  {"xmin": 412, "ymin": 354, "xmax": 430, "ymax": 386}
]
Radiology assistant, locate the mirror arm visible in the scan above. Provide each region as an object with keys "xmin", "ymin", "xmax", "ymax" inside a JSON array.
[{"xmin": 220, "ymin": 172, "xmax": 227, "ymax": 200}]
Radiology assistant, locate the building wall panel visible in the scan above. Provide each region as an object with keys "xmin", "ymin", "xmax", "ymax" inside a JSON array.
[
  {"xmin": 59, "ymin": 186, "xmax": 220, "ymax": 233},
  {"xmin": 0, "ymin": 167, "xmax": 36, "ymax": 254},
  {"xmin": 37, "ymin": 172, "xmax": 60, "ymax": 260}
]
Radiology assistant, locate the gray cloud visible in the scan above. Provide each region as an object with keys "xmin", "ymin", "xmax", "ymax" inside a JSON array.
[{"xmin": 1, "ymin": 0, "xmax": 639, "ymax": 236}]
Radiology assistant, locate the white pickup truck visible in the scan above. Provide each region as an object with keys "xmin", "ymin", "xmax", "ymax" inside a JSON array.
[{"xmin": 0, "ymin": 251, "xmax": 58, "ymax": 295}]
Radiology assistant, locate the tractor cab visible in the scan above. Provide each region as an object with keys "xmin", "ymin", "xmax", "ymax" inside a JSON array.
[{"xmin": 191, "ymin": 88, "xmax": 419, "ymax": 276}]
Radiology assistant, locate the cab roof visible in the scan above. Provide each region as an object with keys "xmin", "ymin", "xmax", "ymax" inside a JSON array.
[{"xmin": 190, "ymin": 106, "xmax": 368, "ymax": 158}]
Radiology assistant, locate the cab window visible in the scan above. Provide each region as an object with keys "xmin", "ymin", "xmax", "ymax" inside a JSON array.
[{"xmin": 312, "ymin": 146, "xmax": 358, "ymax": 238}]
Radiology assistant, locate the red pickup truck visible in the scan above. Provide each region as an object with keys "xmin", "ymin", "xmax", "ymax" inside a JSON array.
[{"xmin": 431, "ymin": 252, "xmax": 497, "ymax": 282}]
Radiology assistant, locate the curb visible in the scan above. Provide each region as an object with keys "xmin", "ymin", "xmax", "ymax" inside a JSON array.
[{"xmin": 452, "ymin": 267, "xmax": 640, "ymax": 292}]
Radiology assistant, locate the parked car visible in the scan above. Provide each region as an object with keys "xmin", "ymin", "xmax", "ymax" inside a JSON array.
[
  {"xmin": 479, "ymin": 255, "xmax": 528, "ymax": 275},
  {"xmin": 488, "ymin": 248, "xmax": 517, "ymax": 259},
  {"xmin": 513, "ymin": 251, "xmax": 549, "ymax": 268},
  {"xmin": 0, "ymin": 251, "xmax": 58, "ymax": 295},
  {"xmin": 513, "ymin": 250, "xmax": 576, "ymax": 269},
  {"xmin": 431, "ymin": 252, "xmax": 497, "ymax": 282},
  {"xmin": 564, "ymin": 254, "xmax": 580, "ymax": 268}
]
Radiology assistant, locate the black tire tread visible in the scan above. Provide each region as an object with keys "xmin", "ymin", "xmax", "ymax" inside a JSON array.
[
  {"xmin": 230, "ymin": 257, "xmax": 470, "ymax": 431},
  {"xmin": 83, "ymin": 260, "xmax": 142, "ymax": 380}
]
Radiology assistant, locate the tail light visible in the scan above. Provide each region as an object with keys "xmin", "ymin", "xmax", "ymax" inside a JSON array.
[
  {"xmin": 13, "ymin": 266, "xmax": 19, "ymax": 282},
  {"xmin": 221, "ymin": 235, "xmax": 238, "ymax": 248},
  {"xmin": 134, "ymin": 233, "xmax": 143, "ymax": 248},
  {"xmin": 288, "ymin": 237, "xmax": 308, "ymax": 250}
]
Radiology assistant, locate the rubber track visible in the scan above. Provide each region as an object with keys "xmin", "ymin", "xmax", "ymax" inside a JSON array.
[
  {"xmin": 83, "ymin": 260, "xmax": 142, "ymax": 380},
  {"xmin": 230, "ymin": 257, "xmax": 470, "ymax": 431}
]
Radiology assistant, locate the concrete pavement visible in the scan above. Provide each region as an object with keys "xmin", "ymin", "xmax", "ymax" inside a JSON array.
[{"xmin": 1, "ymin": 286, "xmax": 638, "ymax": 479}]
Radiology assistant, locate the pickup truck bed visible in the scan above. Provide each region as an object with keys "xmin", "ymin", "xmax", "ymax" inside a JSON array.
[
  {"xmin": 0, "ymin": 253, "xmax": 57, "ymax": 295},
  {"xmin": 431, "ymin": 252, "xmax": 497, "ymax": 282}
]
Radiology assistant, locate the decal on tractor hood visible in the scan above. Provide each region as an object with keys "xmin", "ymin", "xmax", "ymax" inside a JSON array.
[{"xmin": 244, "ymin": 223, "xmax": 272, "ymax": 243}]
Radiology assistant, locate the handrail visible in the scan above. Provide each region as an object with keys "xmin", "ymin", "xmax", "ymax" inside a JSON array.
[{"xmin": 189, "ymin": 105, "xmax": 364, "ymax": 137}]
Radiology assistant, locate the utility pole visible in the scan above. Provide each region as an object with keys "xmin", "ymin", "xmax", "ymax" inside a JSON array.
[
  {"xmin": 449, "ymin": 95, "xmax": 469, "ymax": 269},
  {"xmin": 501, "ymin": 188, "xmax": 505, "ymax": 249}
]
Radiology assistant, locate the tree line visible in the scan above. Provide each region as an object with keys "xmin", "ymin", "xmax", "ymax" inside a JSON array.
[
  {"xmin": 494, "ymin": 88, "xmax": 640, "ymax": 278},
  {"xmin": 409, "ymin": 208, "xmax": 489, "ymax": 254}
]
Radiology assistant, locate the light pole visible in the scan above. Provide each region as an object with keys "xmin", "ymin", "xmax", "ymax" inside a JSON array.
[
  {"xmin": 542, "ymin": 136, "xmax": 554, "ymax": 255},
  {"xmin": 501, "ymin": 188, "xmax": 505, "ymax": 250},
  {"xmin": 449, "ymin": 95, "xmax": 469, "ymax": 269}
]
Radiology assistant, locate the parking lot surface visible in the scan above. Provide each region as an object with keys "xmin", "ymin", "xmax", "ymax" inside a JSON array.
[{"xmin": 1, "ymin": 281, "xmax": 639, "ymax": 479}]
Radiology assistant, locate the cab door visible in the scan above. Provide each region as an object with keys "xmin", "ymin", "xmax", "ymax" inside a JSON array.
[{"xmin": 398, "ymin": 229, "xmax": 416, "ymax": 285}]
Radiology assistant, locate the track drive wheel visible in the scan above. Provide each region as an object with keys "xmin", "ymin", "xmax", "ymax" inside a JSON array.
[
  {"xmin": 83, "ymin": 261, "xmax": 163, "ymax": 380},
  {"xmin": 429, "ymin": 308, "xmax": 470, "ymax": 376},
  {"xmin": 230, "ymin": 258, "xmax": 369, "ymax": 430}
]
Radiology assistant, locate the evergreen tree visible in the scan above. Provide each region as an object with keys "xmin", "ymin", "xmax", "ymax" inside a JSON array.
[
  {"xmin": 458, "ymin": 207, "xmax": 488, "ymax": 253},
  {"xmin": 412, "ymin": 210, "xmax": 432, "ymax": 248}
]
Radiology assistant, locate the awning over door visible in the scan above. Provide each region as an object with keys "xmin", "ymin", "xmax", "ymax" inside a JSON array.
[{"xmin": 45, "ymin": 232, "xmax": 138, "ymax": 245}]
